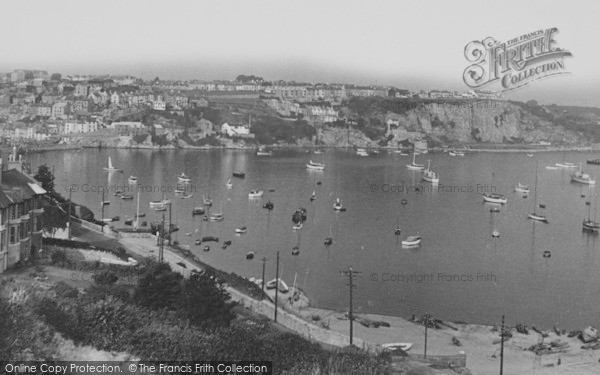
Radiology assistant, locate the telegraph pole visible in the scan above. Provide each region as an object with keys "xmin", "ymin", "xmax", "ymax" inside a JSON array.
[
  {"xmin": 158, "ymin": 213, "xmax": 165, "ymax": 262},
  {"xmin": 274, "ymin": 251, "xmax": 280, "ymax": 322},
  {"xmin": 67, "ymin": 187, "xmax": 73, "ymax": 239},
  {"xmin": 500, "ymin": 315, "xmax": 505, "ymax": 375},
  {"xmin": 340, "ymin": 266, "xmax": 361, "ymax": 345},
  {"xmin": 424, "ymin": 313, "xmax": 431, "ymax": 358},
  {"xmin": 261, "ymin": 257, "xmax": 268, "ymax": 291}
]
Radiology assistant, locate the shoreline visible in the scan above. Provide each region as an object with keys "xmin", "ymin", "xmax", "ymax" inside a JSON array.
[
  {"xmin": 70, "ymin": 225, "xmax": 600, "ymax": 374},
  {"xmin": 22, "ymin": 142, "xmax": 600, "ymax": 154}
]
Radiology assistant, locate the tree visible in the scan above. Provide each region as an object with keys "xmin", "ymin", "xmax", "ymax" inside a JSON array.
[
  {"xmin": 181, "ymin": 272, "xmax": 235, "ymax": 328},
  {"xmin": 93, "ymin": 270, "xmax": 119, "ymax": 286},
  {"xmin": 24, "ymin": 71, "xmax": 34, "ymax": 80},
  {"xmin": 134, "ymin": 261, "xmax": 183, "ymax": 309},
  {"xmin": 34, "ymin": 164, "xmax": 55, "ymax": 192},
  {"xmin": 42, "ymin": 205, "xmax": 68, "ymax": 237},
  {"xmin": 50, "ymin": 73, "xmax": 62, "ymax": 81}
]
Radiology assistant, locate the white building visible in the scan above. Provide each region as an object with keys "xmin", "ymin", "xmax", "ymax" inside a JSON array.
[{"xmin": 221, "ymin": 123, "xmax": 252, "ymax": 137}]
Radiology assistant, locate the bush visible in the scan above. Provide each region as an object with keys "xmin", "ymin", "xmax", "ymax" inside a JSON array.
[
  {"xmin": 50, "ymin": 249, "xmax": 69, "ymax": 266},
  {"xmin": 93, "ymin": 270, "xmax": 119, "ymax": 286}
]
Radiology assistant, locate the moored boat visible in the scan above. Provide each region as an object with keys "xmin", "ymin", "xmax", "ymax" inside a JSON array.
[
  {"xmin": 514, "ymin": 183, "xmax": 530, "ymax": 193},
  {"xmin": 421, "ymin": 159, "xmax": 439, "ymax": 183},
  {"xmin": 587, "ymin": 158, "xmax": 600, "ymax": 165},
  {"xmin": 192, "ymin": 207, "xmax": 205, "ymax": 216},
  {"xmin": 482, "ymin": 193, "xmax": 507, "ymax": 204},
  {"xmin": 406, "ymin": 148, "xmax": 424, "ymax": 170},
  {"xmin": 402, "ymin": 236, "xmax": 421, "ymax": 247},
  {"xmin": 306, "ymin": 160, "xmax": 325, "ymax": 170},
  {"xmin": 128, "ymin": 175, "xmax": 138, "ymax": 184},
  {"xmin": 266, "ymin": 278, "xmax": 289, "ymax": 293},
  {"xmin": 381, "ymin": 343, "xmax": 413, "ymax": 352},
  {"xmin": 178, "ymin": 173, "xmax": 191, "ymax": 183},
  {"xmin": 333, "ymin": 198, "xmax": 343, "ymax": 211},
  {"xmin": 571, "ymin": 169, "xmax": 596, "ymax": 185},
  {"xmin": 356, "ymin": 148, "xmax": 369, "ymax": 157},
  {"xmin": 233, "ymin": 171, "xmax": 246, "ymax": 178},
  {"xmin": 248, "ymin": 190, "xmax": 264, "ymax": 198},
  {"xmin": 235, "ymin": 227, "xmax": 247, "ymax": 234}
]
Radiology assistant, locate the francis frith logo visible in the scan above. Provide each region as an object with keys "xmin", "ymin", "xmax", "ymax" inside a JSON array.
[{"xmin": 463, "ymin": 27, "xmax": 572, "ymax": 92}]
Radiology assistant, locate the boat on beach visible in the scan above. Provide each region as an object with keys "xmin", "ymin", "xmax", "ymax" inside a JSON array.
[
  {"xmin": 266, "ymin": 278, "xmax": 289, "ymax": 293},
  {"xmin": 381, "ymin": 343, "xmax": 413, "ymax": 352}
]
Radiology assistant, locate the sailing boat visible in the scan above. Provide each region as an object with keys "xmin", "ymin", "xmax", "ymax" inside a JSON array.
[
  {"xmin": 583, "ymin": 187, "xmax": 600, "ymax": 231},
  {"xmin": 406, "ymin": 146, "xmax": 425, "ymax": 170},
  {"xmin": 528, "ymin": 160, "xmax": 548, "ymax": 222},
  {"xmin": 310, "ymin": 174, "xmax": 317, "ymax": 202},
  {"xmin": 555, "ymin": 146, "xmax": 577, "ymax": 168},
  {"xmin": 421, "ymin": 159, "xmax": 439, "ymax": 183},
  {"xmin": 210, "ymin": 201, "xmax": 224, "ymax": 221},
  {"xmin": 103, "ymin": 156, "xmax": 121, "ymax": 172},
  {"xmin": 482, "ymin": 173, "xmax": 507, "ymax": 204}
]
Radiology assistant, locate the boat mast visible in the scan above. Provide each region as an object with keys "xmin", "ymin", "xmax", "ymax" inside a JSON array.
[
  {"xmin": 532, "ymin": 161, "xmax": 539, "ymax": 213},
  {"xmin": 101, "ymin": 189, "xmax": 105, "ymax": 221},
  {"xmin": 135, "ymin": 184, "xmax": 140, "ymax": 230}
]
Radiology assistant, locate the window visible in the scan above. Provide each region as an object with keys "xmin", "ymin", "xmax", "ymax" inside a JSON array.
[{"xmin": 9, "ymin": 227, "xmax": 16, "ymax": 244}]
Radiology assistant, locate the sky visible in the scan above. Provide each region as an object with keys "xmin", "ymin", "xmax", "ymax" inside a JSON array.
[{"xmin": 1, "ymin": 0, "xmax": 599, "ymax": 106}]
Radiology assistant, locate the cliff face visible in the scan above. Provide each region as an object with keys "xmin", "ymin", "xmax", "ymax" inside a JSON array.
[{"xmin": 380, "ymin": 100, "xmax": 580, "ymax": 145}]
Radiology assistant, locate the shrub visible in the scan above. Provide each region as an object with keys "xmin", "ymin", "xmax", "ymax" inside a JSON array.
[{"xmin": 93, "ymin": 270, "xmax": 119, "ymax": 286}]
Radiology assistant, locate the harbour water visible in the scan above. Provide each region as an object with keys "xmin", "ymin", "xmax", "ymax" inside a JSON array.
[{"xmin": 31, "ymin": 148, "xmax": 600, "ymax": 330}]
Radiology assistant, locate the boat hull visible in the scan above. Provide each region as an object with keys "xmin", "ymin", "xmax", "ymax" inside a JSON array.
[
  {"xmin": 528, "ymin": 213, "xmax": 548, "ymax": 222},
  {"xmin": 406, "ymin": 164, "xmax": 424, "ymax": 170},
  {"xmin": 482, "ymin": 194, "xmax": 507, "ymax": 204}
]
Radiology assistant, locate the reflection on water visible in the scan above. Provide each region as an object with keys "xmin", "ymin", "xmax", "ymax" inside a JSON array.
[{"xmin": 29, "ymin": 148, "xmax": 600, "ymax": 329}]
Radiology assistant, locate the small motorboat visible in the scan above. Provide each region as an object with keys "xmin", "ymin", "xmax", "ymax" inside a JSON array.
[
  {"xmin": 128, "ymin": 176, "xmax": 138, "ymax": 184},
  {"xmin": 256, "ymin": 147, "xmax": 273, "ymax": 156},
  {"xmin": 402, "ymin": 235, "xmax": 421, "ymax": 247},
  {"xmin": 514, "ymin": 183, "xmax": 530, "ymax": 193},
  {"xmin": 333, "ymin": 198, "xmax": 343, "ymax": 211},
  {"xmin": 324, "ymin": 237, "xmax": 333, "ymax": 246},
  {"xmin": 113, "ymin": 190, "xmax": 123, "ymax": 196},
  {"xmin": 571, "ymin": 170, "xmax": 596, "ymax": 185},
  {"xmin": 263, "ymin": 201, "xmax": 274, "ymax": 210},
  {"xmin": 356, "ymin": 148, "xmax": 369, "ymax": 157},
  {"xmin": 203, "ymin": 245, "xmax": 210, "ymax": 252},
  {"xmin": 268, "ymin": 188, "xmax": 276, "ymax": 192},
  {"xmin": 233, "ymin": 171, "xmax": 246, "ymax": 178},
  {"xmin": 482, "ymin": 193, "xmax": 507, "ymax": 204},
  {"xmin": 192, "ymin": 207, "xmax": 205, "ymax": 216},
  {"xmin": 246, "ymin": 252, "xmax": 255, "ymax": 259},
  {"xmin": 195, "ymin": 239, "xmax": 202, "ymax": 245},
  {"xmin": 583, "ymin": 219, "xmax": 600, "ymax": 232},
  {"xmin": 381, "ymin": 343, "xmax": 413, "ymax": 352},
  {"xmin": 181, "ymin": 193, "xmax": 193, "ymax": 199},
  {"xmin": 394, "ymin": 226, "xmax": 402, "ymax": 235},
  {"xmin": 306, "ymin": 160, "xmax": 325, "ymax": 170},
  {"xmin": 223, "ymin": 240, "xmax": 232, "ymax": 246},
  {"xmin": 490, "ymin": 206, "xmax": 500, "ymax": 213},
  {"xmin": 293, "ymin": 222, "xmax": 303, "ymax": 230},
  {"xmin": 121, "ymin": 194, "xmax": 134, "ymax": 200},
  {"xmin": 543, "ymin": 250, "xmax": 551, "ymax": 258},
  {"xmin": 249, "ymin": 190, "xmax": 264, "ymax": 198},
  {"xmin": 100, "ymin": 200, "xmax": 110, "ymax": 206},
  {"xmin": 124, "ymin": 218, "xmax": 133, "ymax": 226},
  {"xmin": 491, "ymin": 230, "xmax": 500, "ymax": 238},
  {"xmin": 235, "ymin": 227, "xmax": 247, "ymax": 234},
  {"xmin": 587, "ymin": 158, "xmax": 600, "ymax": 165},
  {"xmin": 210, "ymin": 213, "xmax": 224, "ymax": 221},
  {"xmin": 292, "ymin": 246, "xmax": 300, "ymax": 255},
  {"xmin": 202, "ymin": 236, "xmax": 219, "ymax": 242},
  {"xmin": 178, "ymin": 173, "xmax": 192, "ymax": 183}
]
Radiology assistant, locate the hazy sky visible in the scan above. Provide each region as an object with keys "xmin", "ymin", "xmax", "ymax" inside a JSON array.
[{"xmin": 2, "ymin": 0, "xmax": 599, "ymax": 106}]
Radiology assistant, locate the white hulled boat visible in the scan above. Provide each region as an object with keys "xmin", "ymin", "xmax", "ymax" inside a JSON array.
[
  {"xmin": 356, "ymin": 148, "xmax": 369, "ymax": 157},
  {"xmin": 128, "ymin": 175, "xmax": 138, "ymax": 184},
  {"xmin": 103, "ymin": 156, "xmax": 121, "ymax": 172},
  {"xmin": 248, "ymin": 190, "xmax": 264, "ymax": 198},
  {"xmin": 406, "ymin": 148, "xmax": 424, "ymax": 170},
  {"xmin": 528, "ymin": 160, "xmax": 548, "ymax": 222},
  {"xmin": 333, "ymin": 198, "xmax": 343, "ymax": 211},
  {"xmin": 482, "ymin": 173, "xmax": 507, "ymax": 204},
  {"xmin": 514, "ymin": 183, "xmax": 530, "ymax": 193},
  {"xmin": 571, "ymin": 167, "xmax": 596, "ymax": 185},
  {"xmin": 178, "ymin": 173, "xmax": 191, "ymax": 183},
  {"xmin": 421, "ymin": 159, "xmax": 439, "ymax": 183},
  {"xmin": 306, "ymin": 160, "xmax": 325, "ymax": 170},
  {"xmin": 402, "ymin": 235, "xmax": 421, "ymax": 247}
]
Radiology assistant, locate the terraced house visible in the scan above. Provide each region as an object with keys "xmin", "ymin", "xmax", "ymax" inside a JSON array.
[{"xmin": 0, "ymin": 148, "xmax": 46, "ymax": 273}]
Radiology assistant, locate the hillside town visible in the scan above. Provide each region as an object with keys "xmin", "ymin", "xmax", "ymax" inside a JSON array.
[{"xmin": 0, "ymin": 69, "xmax": 504, "ymax": 147}]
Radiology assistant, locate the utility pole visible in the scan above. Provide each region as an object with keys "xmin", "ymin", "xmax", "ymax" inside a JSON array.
[
  {"xmin": 424, "ymin": 313, "xmax": 431, "ymax": 358},
  {"xmin": 158, "ymin": 213, "xmax": 165, "ymax": 262},
  {"xmin": 261, "ymin": 257, "xmax": 268, "ymax": 291},
  {"xmin": 168, "ymin": 202, "xmax": 172, "ymax": 245},
  {"xmin": 500, "ymin": 315, "xmax": 505, "ymax": 375},
  {"xmin": 67, "ymin": 187, "xmax": 73, "ymax": 240},
  {"xmin": 274, "ymin": 251, "xmax": 280, "ymax": 322},
  {"xmin": 340, "ymin": 266, "xmax": 361, "ymax": 345}
]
